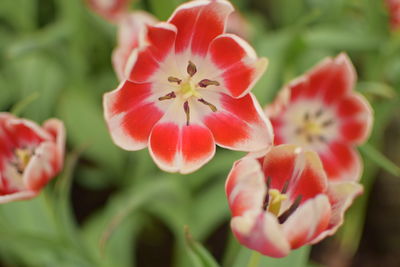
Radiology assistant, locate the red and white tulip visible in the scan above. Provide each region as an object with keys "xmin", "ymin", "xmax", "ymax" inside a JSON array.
[
  {"xmin": 112, "ymin": 11, "xmax": 157, "ymax": 81},
  {"xmin": 0, "ymin": 113, "xmax": 65, "ymax": 203},
  {"xmin": 86, "ymin": 0, "xmax": 131, "ymax": 22},
  {"xmin": 104, "ymin": 0, "xmax": 273, "ymax": 174},
  {"xmin": 266, "ymin": 54, "xmax": 373, "ymax": 182},
  {"xmin": 386, "ymin": 0, "xmax": 400, "ymax": 30},
  {"xmin": 226, "ymin": 145, "xmax": 362, "ymax": 257}
]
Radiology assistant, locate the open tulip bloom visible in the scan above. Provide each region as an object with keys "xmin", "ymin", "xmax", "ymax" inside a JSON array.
[
  {"xmin": 104, "ymin": 0, "xmax": 273, "ymax": 173},
  {"xmin": 226, "ymin": 145, "xmax": 363, "ymax": 258},
  {"xmin": 266, "ymin": 54, "xmax": 373, "ymax": 182},
  {"xmin": 0, "ymin": 113, "xmax": 65, "ymax": 203}
]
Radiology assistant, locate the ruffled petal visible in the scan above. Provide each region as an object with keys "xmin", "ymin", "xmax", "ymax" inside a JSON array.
[
  {"xmin": 225, "ymin": 157, "xmax": 266, "ymax": 217},
  {"xmin": 336, "ymin": 93, "xmax": 373, "ymax": 144},
  {"xmin": 202, "ymin": 92, "xmax": 273, "ymax": 152},
  {"xmin": 209, "ymin": 34, "xmax": 267, "ymax": 98},
  {"xmin": 319, "ymin": 142, "xmax": 362, "ymax": 181},
  {"xmin": 103, "ymin": 80, "xmax": 164, "ymax": 150},
  {"xmin": 310, "ymin": 181, "xmax": 363, "ymax": 244},
  {"xmin": 231, "ymin": 211, "xmax": 291, "ymax": 258},
  {"xmin": 126, "ymin": 23, "xmax": 177, "ymax": 83},
  {"xmin": 282, "ymin": 194, "xmax": 331, "ymax": 249},
  {"xmin": 168, "ymin": 0, "xmax": 233, "ymax": 55},
  {"xmin": 149, "ymin": 119, "xmax": 216, "ymax": 174}
]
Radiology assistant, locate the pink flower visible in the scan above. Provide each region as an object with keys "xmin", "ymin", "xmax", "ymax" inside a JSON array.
[
  {"xmin": 386, "ymin": 0, "xmax": 400, "ymax": 30},
  {"xmin": 0, "ymin": 113, "xmax": 65, "ymax": 203},
  {"xmin": 266, "ymin": 54, "xmax": 373, "ymax": 182},
  {"xmin": 225, "ymin": 145, "xmax": 362, "ymax": 258},
  {"xmin": 112, "ymin": 12, "xmax": 157, "ymax": 81},
  {"xmin": 87, "ymin": 0, "xmax": 131, "ymax": 22},
  {"xmin": 104, "ymin": 0, "xmax": 273, "ymax": 174}
]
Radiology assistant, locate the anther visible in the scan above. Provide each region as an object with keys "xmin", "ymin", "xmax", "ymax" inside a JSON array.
[
  {"xmin": 281, "ymin": 180, "xmax": 289, "ymax": 194},
  {"xmin": 262, "ymin": 177, "xmax": 272, "ymax": 211},
  {"xmin": 168, "ymin": 76, "xmax": 182, "ymax": 84},
  {"xmin": 158, "ymin": 91, "xmax": 176, "ymax": 101},
  {"xmin": 184, "ymin": 101, "xmax": 190, "ymax": 126},
  {"xmin": 187, "ymin": 61, "xmax": 197, "ymax": 77},
  {"xmin": 278, "ymin": 195, "xmax": 302, "ymax": 224},
  {"xmin": 318, "ymin": 135, "xmax": 327, "ymax": 143},
  {"xmin": 315, "ymin": 108, "xmax": 323, "ymax": 118},
  {"xmin": 198, "ymin": 98, "xmax": 217, "ymax": 112},
  {"xmin": 307, "ymin": 135, "xmax": 314, "ymax": 143},
  {"xmin": 322, "ymin": 119, "xmax": 334, "ymax": 128},
  {"xmin": 304, "ymin": 112, "xmax": 310, "ymax": 121},
  {"xmin": 198, "ymin": 79, "xmax": 220, "ymax": 88}
]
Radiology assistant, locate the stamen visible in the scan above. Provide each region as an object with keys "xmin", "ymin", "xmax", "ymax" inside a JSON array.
[
  {"xmin": 307, "ymin": 135, "xmax": 313, "ymax": 143},
  {"xmin": 168, "ymin": 76, "xmax": 182, "ymax": 84},
  {"xmin": 295, "ymin": 128, "xmax": 303, "ymax": 135},
  {"xmin": 321, "ymin": 119, "xmax": 334, "ymax": 128},
  {"xmin": 315, "ymin": 108, "xmax": 323, "ymax": 118},
  {"xmin": 198, "ymin": 98, "xmax": 217, "ymax": 112},
  {"xmin": 187, "ymin": 61, "xmax": 197, "ymax": 77},
  {"xmin": 158, "ymin": 91, "xmax": 176, "ymax": 101},
  {"xmin": 281, "ymin": 180, "xmax": 289, "ymax": 194},
  {"xmin": 262, "ymin": 177, "xmax": 272, "ymax": 211},
  {"xmin": 184, "ymin": 101, "xmax": 190, "ymax": 126},
  {"xmin": 318, "ymin": 135, "xmax": 327, "ymax": 143},
  {"xmin": 278, "ymin": 195, "xmax": 302, "ymax": 224},
  {"xmin": 304, "ymin": 112, "xmax": 310, "ymax": 121},
  {"xmin": 198, "ymin": 79, "xmax": 220, "ymax": 88}
]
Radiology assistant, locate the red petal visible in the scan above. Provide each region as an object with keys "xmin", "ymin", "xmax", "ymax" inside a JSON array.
[
  {"xmin": 203, "ymin": 93, "xmax": 273, "ymax": 152},
  {"xmin": 320, "ymin": 142, "xmax": 362, "ymax": 181},
  {"xmin": 168, "ymin": 0, "xmax": 233, "ymax": 55},
  {"xmin": 149, "ymin": 122, "xmax": 216, "ymax": 173},
  {"xmin": 127, "ymin": 23, "xmax": 176, "ymax": 82}
]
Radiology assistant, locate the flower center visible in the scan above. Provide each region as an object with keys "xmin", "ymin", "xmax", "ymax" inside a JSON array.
[
  {"xmin": 262, "ymin": 178, "xmax": 302, "ymax": 224},
  {"xmin": 267, "ymin": 189, "xmax": 288, "ymax": 216},
  {"xmin": 295, "ymin": 109, "xmax": 335, "ymax": 144},
  {"xmin": 13, "ymin": 148, "xmax": 34, "ymax": 174},
  {"xmin": 158, "ymin": 61, "xmax": 220, "ymax": 126}
]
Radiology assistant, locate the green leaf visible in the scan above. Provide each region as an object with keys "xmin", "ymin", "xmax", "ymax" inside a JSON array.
[
  {"xmin": 184, "ymin": 226, "xmax": 220, "ymax": 267},
  {"xmin": 359, "ymin": 143, "xmax": 400, "ymax": 177}
]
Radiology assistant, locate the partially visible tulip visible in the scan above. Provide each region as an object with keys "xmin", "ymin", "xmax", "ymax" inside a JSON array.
[
  {"xmin": 385, "ymin": 0, "xmax": 400, "ymax": 30},
  {"xmin": 87, "ymin": 0, "xmax": 131, "ymax": 22},
  {"xmin": 0, "ymin": 113, "xmax": 65, "ymax": 203},
  {"xmin": 112, "ymin": 12, "xmax": 157, "ymax": 81},
  {"xmin": 226, "ymin": 145, "xmax": 362, "ymax": 257},
  {"xmin": 266, "ymin": 54, "xmax": 373, "ymax": 182}
]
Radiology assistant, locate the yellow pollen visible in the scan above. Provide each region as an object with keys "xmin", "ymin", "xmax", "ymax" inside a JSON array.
[
  {"xmin": 304, "ymin": 121, "xmax": 322, "ymax": 135},
  {"xmin": 181, "ymin": 80, "xmax": 200, "ymax": 99},
  {"xmin": 15, "ymin": 148, "xmax": 33, "ymax": 171},
  {"xmin": 267, "ymin": 189, "xmax": 288, "ymax": 216}
]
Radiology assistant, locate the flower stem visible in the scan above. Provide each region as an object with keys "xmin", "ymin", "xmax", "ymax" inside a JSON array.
[{"xmin": 246, "ymin": 251, "xmax": 261, "ymax": 267}]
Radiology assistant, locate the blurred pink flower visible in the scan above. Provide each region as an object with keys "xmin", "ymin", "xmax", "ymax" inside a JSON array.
[
  {"xmin": 386, "ymin": 0, "xmax": 400, "ymax": 30},
  {"xmin": 112, "ymin": 11, "xmax": 157, "ymax": 81},
  {"xmin": 87, "ymin": 0, "xmax": 131, "ymax": 21},
  {"xmin": 266, "ymin": 54, "xmax": 373, "ymax": 182},
  {"xmin": 226, "ymin": 145, "xmax": 362, "ymax": 257},
  {"xmin": 0, "ymin": 113, "xmax": 65, "ymax": 203},
  {"xmin": 104, "ymin": 0, "xmax": 273, "ymax": 174}
]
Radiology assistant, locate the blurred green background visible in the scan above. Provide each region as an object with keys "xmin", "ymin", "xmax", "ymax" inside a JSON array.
[{"xmin": 0, "ymin": 0, "xmax": 400, "ymax": 266}]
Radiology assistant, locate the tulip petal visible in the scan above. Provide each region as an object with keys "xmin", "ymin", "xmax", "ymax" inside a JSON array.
[
  {"xmin": 103, "ymin": 80, "xmax": 164, "ymax": 150},
  {"xmin": 0, "ymin": 190, "xmax": 37, "ymax": 204},
  {"xmin": 149, "ymin": 117, "xmax": 216, "ymax": 174},
  {"xmin": 226, "ymin": 157, "xmax": 266, "ymax": 217},
  {"xmin": 202, "ymin": 92, "xmax": 273, "ymax": 152},
  {"xmin": 262, "ymin": 145, "xmax": 327, "ymax": 202},
  {"xmin": 126, "ymin": 23, "xmax": 177, "ymax": 83},
  {"xmin": 231, "ymin": 211, "xmax": 291, "ymax": 258},
  {"xmin": 209, "ymin": 34, "xmax": 267, "ymax": 98},
  {"xmin": 282, "ymin": 194, "xmax": 331, "ymax": 249},
  {"xmin": 310, "ymin": 181, "xmax": 363, "ymax": 244},
  {"xmin": 168, "ymin": 0, "xmax": 233, "ymax": 55},
  {"xmin": 320, "ymin": 142, "xmax": 362, "ymax": 181}
]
